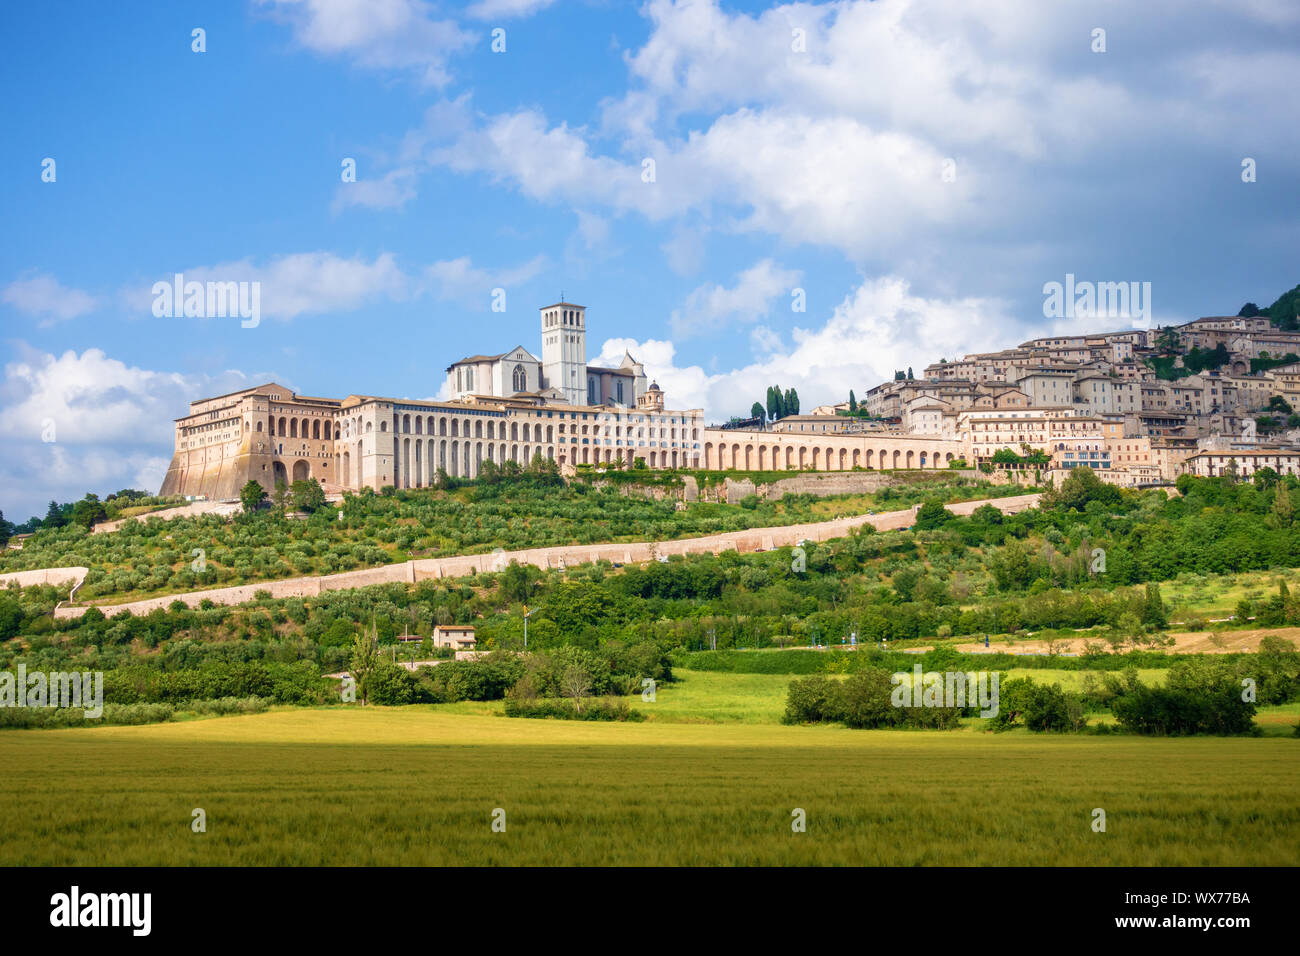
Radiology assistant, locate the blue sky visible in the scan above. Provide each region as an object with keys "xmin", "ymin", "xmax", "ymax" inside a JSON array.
[{"xmin": 2, "ymin": 0, "xmax": 1298, "ymax": 522}]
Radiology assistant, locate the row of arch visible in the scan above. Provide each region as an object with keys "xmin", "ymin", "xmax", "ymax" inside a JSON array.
[
  {"xmin": 387, "ymin": 440, "xmax": 696, "ymax": 486},
  {"xmin": 262, "ymin": 417, "xmax": 334, "ymax": 440},
  {"xmin": 703, "ymin": 442, "xmax": 958, "ymax": 471},
  {"xmin": 394, "ymin": 413, "xmax": 552, "ymax": 443}
]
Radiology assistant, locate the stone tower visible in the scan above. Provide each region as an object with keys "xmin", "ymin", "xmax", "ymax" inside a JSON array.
[{"xmin": 540, "ymin": 301, "xmax": 589, "ymax": 405}]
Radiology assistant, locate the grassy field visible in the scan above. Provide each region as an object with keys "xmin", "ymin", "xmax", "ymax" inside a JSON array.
[{"xmin": 1, "ymin": 670, "xmax": 1297, "ymax": 866}]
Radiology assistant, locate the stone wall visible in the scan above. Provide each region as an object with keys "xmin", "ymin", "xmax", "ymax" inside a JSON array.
[
  {"xmin": 50, "ymin": 493, "xmax": 1040, "ymax": 620},
  {"xmin": 0, "ymin": 567, "xmax": 87, "ymax": 589}
]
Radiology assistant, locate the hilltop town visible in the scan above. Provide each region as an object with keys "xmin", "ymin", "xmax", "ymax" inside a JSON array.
[
  {"xmin": 780, "ymin": 310, "xmax": 1300, "ymax": 487},
  {"xmin": 158, "ymin": 299, "xmax": 1300, "ymax": 503}
]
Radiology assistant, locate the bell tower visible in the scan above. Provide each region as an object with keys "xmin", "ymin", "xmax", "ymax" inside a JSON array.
[{"xmin": 540, "ymin": 300, "xmax": 588, "ymax": 405}]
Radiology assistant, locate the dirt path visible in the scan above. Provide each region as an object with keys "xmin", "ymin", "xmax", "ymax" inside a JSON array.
[{"xmin": 955, "ymin": 627, "xmax": 1298, "ymax": 655}]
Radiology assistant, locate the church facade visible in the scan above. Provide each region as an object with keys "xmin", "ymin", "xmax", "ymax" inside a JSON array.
[
  {"xmin": 443, "ymin": 301, "xmax": 648, "ymax": 408},
  {"xmin": 159, "ymin": 301, "xmax": 704, "ymax": 500}
]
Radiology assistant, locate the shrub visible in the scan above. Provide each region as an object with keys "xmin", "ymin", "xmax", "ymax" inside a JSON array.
[
  {"xmin": 1111, "ymin": 659, "xmax": 1256, "ymax": 735},
  {"xmin": 782, "ymin": 674, "xmax": 841, "ymax": 724},
  {"xmin": 503, "ymin": 696, "xmax": 643, "ymax": 721}
]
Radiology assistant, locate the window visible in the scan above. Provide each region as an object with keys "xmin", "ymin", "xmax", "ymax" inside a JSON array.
[{"xmin": 513, "ymin": 364, "xmax": 526, "ymax": 392}]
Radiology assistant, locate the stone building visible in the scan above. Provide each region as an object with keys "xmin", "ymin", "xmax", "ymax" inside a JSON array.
[{"xmin": 159, "ymin": 301, "xmax": 702, "ymax": 500}]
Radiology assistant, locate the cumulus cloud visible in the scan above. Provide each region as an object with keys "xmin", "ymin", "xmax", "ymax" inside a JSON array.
[
  {"xmin": 597, "ymin": 275, "xmax": 1014, "ymax": 417},
  {"xmin": 0, "ymin": 348, "xmax": 272, "ymax": 521},
  {"xmin": 669, "ymin": 259, "xmax": 802, "ymax": 338},
  {"xmin": 127, "ymin": 252, "xmax": 408, "ymax": 321},
  {"xmin": 2, "ymin": 273, "xmax": 99, "ymax": 325},
  {"xmin": 465, "ymin": 0, "xmax": 557, "ymax": 19},
  {"xmin": 258, "ymin": 0, "xmax": 474, "ymax": 86},
  {"xmin": 423, "ymin": 254, "xmax": 548, "ymax": 308},
  {"xmin": 361, "ymin": 0, "xmax": 1300, "ymax": 316}
]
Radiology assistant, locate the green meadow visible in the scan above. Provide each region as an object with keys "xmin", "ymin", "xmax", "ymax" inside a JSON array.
[{"xmin": 1, "ymin": 669, "xmax": 1297, "ymax": 866}]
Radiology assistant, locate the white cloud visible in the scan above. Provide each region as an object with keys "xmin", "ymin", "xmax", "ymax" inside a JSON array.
[
  {"xmin": 332, "ymin": 166, "xmax": 421, "ymax": 212},
  {"xmin": 258, "ymin": 0, "xmax": 474, "ymax": 86},
  {"xmin": 423, "ymin": 254, "xmax": 548, "ymax": 308},
  {"xmin": 2, "ymin": 274, "xmax": 98, "ymax": 325},
  {"xmin": 395, "ymin": 0, "xmax": 1299, "ymax": 286},
  {"xmin": 0, "ymin": 348, "xmax": 271, "ymax": 521},
  {"xmin": 129, "ymin": 252, "xmax": 408, "ymax": 321},
  {"xmin": 669, "ymin": 259, "xmax": 801, "ymax": 337},
  {"xmin": 597, "ymin": 275, "xmax": 1013, "ymax": 418},
  {"xmin": 465, "ymin": 0, "xmax": 557, "ymax": 19}
]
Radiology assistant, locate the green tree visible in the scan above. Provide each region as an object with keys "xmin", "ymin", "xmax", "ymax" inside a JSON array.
[
  {"xmin": 1155, "ymin": 326, "xmax": 1180, "ymax": 355},
  {"xmin": 848, "ymin": 390, "xmax": 857, "ymax": 412},
  {"xmin": 349, "ymin": 623, "xmax": 380, "ymax": 706},
  {"xmin": 0, "ymin": 594, "xmax": 22, "ymax": 639},
  {"xmin": 500, "ymin": 561, "xmax": 532, "ymax": 604},
  {"xmin": 42, "ymin": 500, "xmax": 68, "ymax": 529},
  {"xmin": 1045, "ymin": 467, "xmax": 1121, "ymax": 511},
  {"xmin": 1141, "ymin": 583, "xmax": 1167, "ymax": 628},
  {"xmin": 0, "ymin": 510, "xmax": 13, "ymax": 549},
  {"xmin": 70, "ymin": 494, "xmax": 107, "ymax": 529},
  {"xmin": 750, "ymin": 401, "xmax": 765, "ymax": 421},
  {"xmin": 914, "ymin": 500, "xmax": 953, "ymax": 530},
  {"xmin": 271, "ymin": 479, "xmax": 290, "ymax": 516},
  {"xmin": 290, "ymin": 478, "xmax": 326, "ymax": 513},
  {"xmin": 1273, "ymin": 484, "xmax": 1294, "ymax": 525},
  {"xmin": 239, "ymin": 480, "xmax": 267, "ymax": 513}
]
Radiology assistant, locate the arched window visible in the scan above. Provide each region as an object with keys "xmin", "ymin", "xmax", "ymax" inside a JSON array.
[
  {"xmin": 512, "ymin": 364, "xmax": 526, "ymax": 392},
  {"xmin": 588, "ymin": 379, "xmax": 597, "ymax": 404}
]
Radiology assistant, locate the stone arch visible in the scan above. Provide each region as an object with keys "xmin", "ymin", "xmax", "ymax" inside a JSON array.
[
  {"xmin": 273, "ymin": 460, "xmax": 287, "ymax": 485},
  {"xmin": 292, "ymin": 459, "xmax": 309, "ymax": 482}
]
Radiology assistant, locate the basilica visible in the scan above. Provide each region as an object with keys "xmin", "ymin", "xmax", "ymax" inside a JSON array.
[{"xmin": 159, "ymin": 301, "xmax": 705, "ymax": 500}]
